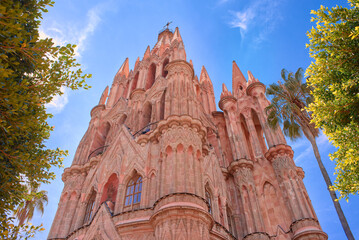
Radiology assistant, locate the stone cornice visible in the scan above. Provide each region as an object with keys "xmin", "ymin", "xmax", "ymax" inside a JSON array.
[
  {"xmin": 264, "ymin": 144, "xmax": 294, "ymax": 162},
  {"xmin": 137, "ymin": 115, "xmax": 207, "ymax": 146},
  {"xmin": 211, "ymin": 111, "xmax": 224, "ymax": 118},
  {"xmin": 129, "ymin": 88, "xmax": 146, "ymax": 100},
  {"xmin": 90, "ymin": 104, "xmax": 105, "ymax": 118},
  {"xmin": 62, "ymin": 156, "xmax": 100, "ymax": 182},
  {"xmin": 218, "ymin": 95, "xmax": 237, "ymax": 111},
  {"xmin": 165, "ymin": 59, "xmax": 194, "ymax": 80},
  {"xmin": 246, "ymin": 82, "xmax": 266, "ymax": 96},
  {"xmin": 228, "ymin": 158, "xmax": 254, "ymax": 174}
]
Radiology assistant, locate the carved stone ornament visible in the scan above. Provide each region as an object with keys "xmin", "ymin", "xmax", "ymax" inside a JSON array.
[
  {"xmin": 165, "ymin": 60, "xmax": 194, "ymax": 80},
  {"xmin": 228, "ymin": 158, "xmax": 255, "ymax": 186},
  {"xmin": 218, "ymin": 95, "xmax": 237, "ymax": 111},
  {"xmin": 265, "ymin": 144, "xmax": 294, "ymax": 162},
  {"xmin": 246, "ymin": 82, "xmax": 266, "ymax": 97},
  {"xmin": 90, "ymin": 104, "xmax": 105, "ymax": 118},
  {"xmin": 130, "ymin": 88, "xmax": 146, "ymax": 101},
  {"xmin": 160, "ymin": 125, "xmax": 202, "ymax": 151},
  {"xmin": 272, "ymin": 155, "xmax": 295, "ymax": 173}
]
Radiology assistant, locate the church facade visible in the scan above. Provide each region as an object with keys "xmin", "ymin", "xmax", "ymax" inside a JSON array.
[{"xmin": 48, "ymin": 28, "xmax": 328, "ymax": 240}]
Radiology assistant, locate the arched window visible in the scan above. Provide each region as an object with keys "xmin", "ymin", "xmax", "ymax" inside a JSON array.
[
  {"xmin": 100, "ymin": 173, "xmax": 119, "ymax": 211},
  {"xmin": 141, "ymin": 102, "xmax": 152, "ymax": 130},
  {"xmin": 159, "ymin": 92, "xmax": 165, "ymax": 120},
  {"xmin": 90, "ymin": 122, "xmax": 110, "ymax": 158},
  {"xmin": 227, "ymin": 206, "xmax": 237, "ymax": 237},
  {"xmin": 240, "ymin": 114, "xmax": 255, "ymax": 160},
  {"xmin": 124, "ymin": 175, "xmax": 142, "ymax": 208},
  {"xmin": 131, "ymin": 72, "xmax": 139, "ymax": 93},
  {"xmin": 162, "ymin": 58, "xmax": 169, "ymax": 78},
  {"xmin": 146, "ymin": 63, "xmax": 156, "ymax": 90},
  {"xmin": 84, "ymin": 191, "xmax": 96, "ymax": 224},
  {"xmin": 205, "ymin": 189, "xmax": 212, "ymax": 214},
  {"xmin": 251, "ymin": 109, "xmax": 268, "ymax": 154}
]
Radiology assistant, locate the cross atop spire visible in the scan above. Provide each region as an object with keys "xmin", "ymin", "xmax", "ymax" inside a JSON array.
[{"xmin": 163, "ymin": 21, "xmax": 172, "ymax": 30}]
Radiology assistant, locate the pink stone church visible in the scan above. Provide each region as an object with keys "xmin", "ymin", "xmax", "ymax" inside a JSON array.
[{"xmin": 48, "ymin": 27, "xmax": 328, "ymax": 240}]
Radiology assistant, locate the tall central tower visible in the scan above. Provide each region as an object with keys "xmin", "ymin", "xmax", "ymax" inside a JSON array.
[{"xmin": 48, "ymin": 27, "xmax": 328, "ymax": 240}]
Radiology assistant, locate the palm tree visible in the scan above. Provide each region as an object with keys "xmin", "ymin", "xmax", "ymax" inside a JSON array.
[
  {"xmin": 266, "ymin": 68, "xmax": 354, "ymax": 240},
  {"xmin": 14, "ymin": 184, "xmax": 48, "ymax": 226}
]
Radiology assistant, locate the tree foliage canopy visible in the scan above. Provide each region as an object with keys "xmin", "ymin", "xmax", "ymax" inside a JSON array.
[
  {"xmin": 306, "ymin": 0, "xmax": 359, "ymax": 199},
  {"xmin": 0, "ymin": 0, "xmax": 91, "ymax": 238}
]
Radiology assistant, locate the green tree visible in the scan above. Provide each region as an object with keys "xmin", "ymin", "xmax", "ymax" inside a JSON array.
[
  {"xmin": 0, "ymin": 0, "xmax": 91, "ymax": 238},
  {"xmin": 14, "ymin": 184, "xmax": 48, "ymax": 226},
  {"xmin": 266, "ymin": 68, "xmax": 354, "ymax": 240},
  {"xmin": 306, "ymin": 0, "xmax": 359, "ymax": 199}
]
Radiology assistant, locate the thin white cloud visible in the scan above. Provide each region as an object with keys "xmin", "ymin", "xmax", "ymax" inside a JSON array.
[
  {"xmin": 40, "ymin": 2, "xmax": 113, "ymax": 114},
  {"xmin": 46, "ymin": 87, "xmax": 69, "ymax": 114},
  {"xmin": 74, "ymin": 6, "xmax": 102, "ymax": 56},
  {"xmin": 229, "ymin": 0, "xmax": 282, "ymax": 44},
  {"xmin": 230, "ymin": 9, "xmax": 255, "ymax": 32},
  {"xmin": 40, "ymin": 3, "xmax": 106, "ymax": 57}
]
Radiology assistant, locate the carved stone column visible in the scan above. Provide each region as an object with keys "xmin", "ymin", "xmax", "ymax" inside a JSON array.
[
  {"xmin": 228, "ymin": 159, "xmax": 269, "ymax": 240},
  {"xmin": 265, "ymin": 145, "xmax": 327, "ymax": 240},
  {"xmin": 219, "ymin": 96, "xmax": 249, "ymax": 160},
  {"xmin": 242, "ymin": 110, "xmax": 263, "ymax": 157},
  {"xmin": 164, "ymin": 60, "xmax": 197, "ymax": 118},
  {"xmin": 146, "ymin": 116, "xmax": 213, "ymax": 240}
]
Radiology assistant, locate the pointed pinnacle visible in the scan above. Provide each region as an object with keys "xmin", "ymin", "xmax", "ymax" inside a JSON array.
[
  {"xmin": 117, "ymin": 58, "xmax": 129, "ymax": 78},
  {"xmin": 200, "ymin": 66, "xmax": 212, "ymax": 86},
  {"xmin": 247, "ymin": 70, "xmax": 256, "ymax": 84},
  {"xmin": 134, "ymin": 57, "xmax": 140, "ymax": 69},
  {"xmin": 222, "ymin": 83, "xmax": 229, "ymax": 93},
  {"xmin": 189, "ymin": 59, "xmax": 193, "ymax": 67},
  {"xmin": 99, "ymin": 86, "xmax": 109, "ymax": 105},
  {"xmin": 143, "ymin": 45, "xmax": 151, "ymax": 59},
  {"xmin": 172, "ymin": 27, "xmax": 183, "ymax": 43}
]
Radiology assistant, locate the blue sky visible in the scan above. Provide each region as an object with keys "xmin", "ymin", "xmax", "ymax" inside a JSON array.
[{"xmin": 31, "ymin": 0, "xmax": 359, "ymax": 239}]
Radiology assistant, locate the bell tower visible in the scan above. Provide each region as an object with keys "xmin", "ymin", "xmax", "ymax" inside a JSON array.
[{"xmin": 48, "ymin": 27, "xmax": 327, "ymax": 240}]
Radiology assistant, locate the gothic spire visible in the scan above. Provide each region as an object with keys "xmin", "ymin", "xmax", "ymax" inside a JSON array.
[{"xmin": 232, "ymin": 61, "xmax": 247, "ymax": 97}]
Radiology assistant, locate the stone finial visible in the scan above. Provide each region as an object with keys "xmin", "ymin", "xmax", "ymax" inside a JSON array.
[
  {"xmin": 115, "ymin": 58, "xmax": 129, "ymax": 79},
  {"xmin": 134, "ymin": 57, "xmax": 140, "ymax": 69},
  {"xmin": 232, "ymin": 61, "xmax": 247, "ymax": 96},
  {"xmin": 189, "ymin": 59, "xmax": 193, "ymax": 67},
  {"xmin": 194, "ymin": 75, "xmax": 199, "ymax": 83},
  {"xmin": 98, "ymin": 86, "xmax": 109, "ymax": 105},
  {"xmin": 171, "ymin": 27, "xmax": 183, "ymax": 43},
  {"xmin": 200, "ymin": 66, "xmax": 212, "ymax": 85},
  {"xmin": 247, "ymin": 70, "xmax": 259, "ymax": 85},
  {"xmin": 143, "ymin": 45, "xmax": 151, "ymax": 60},
  {"xmin": 220, "ymin": 83, "xmax": 232, "ymax": 98}
]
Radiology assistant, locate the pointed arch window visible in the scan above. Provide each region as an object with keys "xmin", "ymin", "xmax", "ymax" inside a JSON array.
[
  {"xmin": 205, "ymin": 189, "xmax": 212, "ymax": 214},
  {"xmin": 84, "ymin": 191, "xmax": 96, "ymax": 224},
  {"xmin": 227, "ymin": 206, "xmax": 237, "ymax": 237},
  {"xmin": 162, "ymin": 58, "xmax": 169, "ymax": 78},
  {"xmin": 125, "ymin": 175, "xmax": 142, "ymax": 207}
]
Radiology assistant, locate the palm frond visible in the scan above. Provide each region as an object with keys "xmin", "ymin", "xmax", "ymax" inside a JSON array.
[
  {"xmin": 266, "ymin": 68, "xmax": 318, "ymax": 140},
  {"xmin": 14, "ymin": 183, "xmax": 48, "ymax": 225}
]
